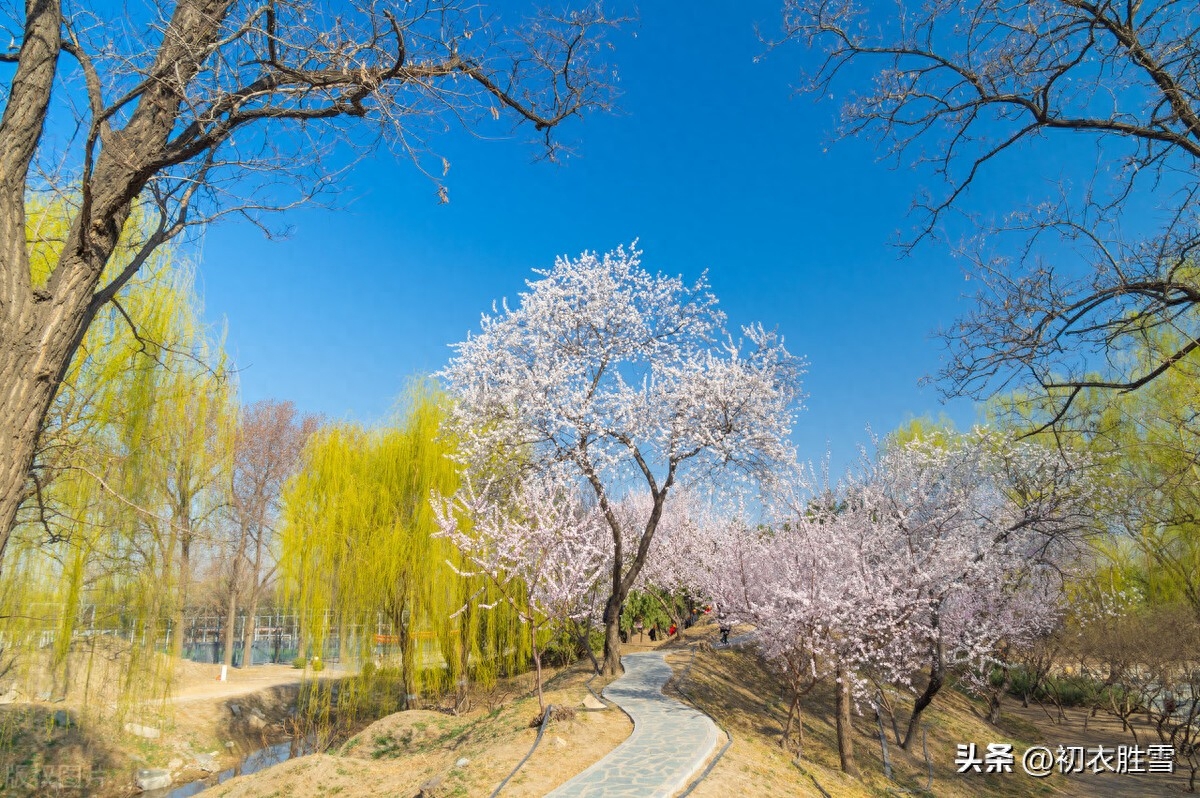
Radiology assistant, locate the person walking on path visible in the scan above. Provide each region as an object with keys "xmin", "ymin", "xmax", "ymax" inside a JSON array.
[{"xmin": 718, "ymin": 617, "xmax": 731, "ymax": 646}]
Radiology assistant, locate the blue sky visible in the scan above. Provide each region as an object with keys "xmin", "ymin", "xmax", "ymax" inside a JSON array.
[{"xmin": 194, "ymin": 1, "xmax": 993, "ymax": 468}]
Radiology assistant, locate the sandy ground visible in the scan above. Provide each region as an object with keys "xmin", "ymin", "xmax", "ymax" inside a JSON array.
[
  {"xmin": 1006, "ymin": 701, "xmax": 1195, "ymax": 797},
  {"xmin": 167, "ymin": 662, "xmax": 345, "ymax": 704}
]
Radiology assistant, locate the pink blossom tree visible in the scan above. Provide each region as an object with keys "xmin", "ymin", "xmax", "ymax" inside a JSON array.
[
  {"xmin": 860, "ymin": 430, "xmax": 1094, "ymax": 750},
  {"xmin": 439, "ymin": 245, "xmax": 804, "ymax": 674},
  {"xmin": 434, "ymin": 469, "xmax": 607, "ymax": 712},
  {"xmin": 697, "ymin": 429, "xmax": 1094, "ymax": 772}
]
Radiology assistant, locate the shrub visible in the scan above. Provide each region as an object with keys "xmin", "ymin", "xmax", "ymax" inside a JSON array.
[
  {"xmin": 541, "ymin": 635, "xmax": 578, "ymax": 668},
  {"xmin": 1006, "ymin": 666, "xmax": 1102, "ymax": 708}
]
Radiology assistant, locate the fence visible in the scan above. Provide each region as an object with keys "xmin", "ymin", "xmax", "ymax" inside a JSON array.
[
  {"xmin": 178, "ymin": 611, "xmax": 314, "ymax": 666},
  {"xmin": 8, "ymin": 609, "xmax": 463, "ymax": 670}
]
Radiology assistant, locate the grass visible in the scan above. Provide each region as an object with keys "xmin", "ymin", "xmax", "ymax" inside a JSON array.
[{"xmin": 661, "ymin": 623, "xmax": 1064, "ymax": 798}]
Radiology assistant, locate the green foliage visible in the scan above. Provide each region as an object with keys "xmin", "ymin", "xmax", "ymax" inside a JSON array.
[
  {"xmin": 1, "ymin": 200, "xmax": 234, "ymax": 719},
  {"xmin": 278, "ymin": 381, "xmax": 529, "ymax": 726},
  {"xmin": 885, "ymin": 414, "xmax": 959, "ymax": 450},
  {"xmin": 990, "ymin": 331, "xmax": 1200, "ymax": 617},
  {"xmin": 1007, "ymin": 667, "xmax": 1102, "ymax": 708},
  {"xmin": 540, "ymin": 630, "xmax": 581, "ymax": 668},
  {"xmin": 620, "ymin": 589, "xmax": 678, "ymax": 633}
]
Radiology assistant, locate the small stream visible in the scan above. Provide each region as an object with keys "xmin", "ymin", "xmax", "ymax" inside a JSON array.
[{"xmin": 144, "ymin": 738, "xmax": 315, "ymax": 797}]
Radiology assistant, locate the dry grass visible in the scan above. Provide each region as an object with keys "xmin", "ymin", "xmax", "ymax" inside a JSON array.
[
  {"xmin": 206, "ymin": 661, "xmax": 632, "ymax": 798},
  {"xmin": 661, "ymin": 622, "xmax": 1064, "ymax": 798},
  {"xmin": 0, "ymin": 639, "xmax": 331, "ymax": 797},
  {"xmin": 5, "ymin": 625, "xmax": 1188, "ymax": 797},
  {"xmin": 1004, "ymin": 702, "xmax": 1196, "ymax": 797}
]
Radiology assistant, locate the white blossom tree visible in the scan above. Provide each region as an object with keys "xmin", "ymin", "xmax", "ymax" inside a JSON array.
[
  {"xmin": 700, "ymin": 429, "xmax": 1094, "ymax": 772},
  {"xmin": 854, "ymin": 431, "xmax": 1094, "ymax": 749},
  {"xmin": 435, "ymin": 469, "xmax": 607, "ymax": 712},
  {"xmin": 440, "ymin": 245, "xmax": 804, "ymax": 674}
]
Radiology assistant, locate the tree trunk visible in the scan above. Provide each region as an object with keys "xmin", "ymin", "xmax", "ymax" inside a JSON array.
[
  {"xmin": 0, "ymin": 382, "xmax": 39, "ymax": 558},
  {"xmin": 782, "ymin": 690, "xmax": 803, "ymax": 754},
  {"xmin": 0, "ymin": 0, "xmax": 69, "ymax": 555},
  {"xmin": 0, "ymin": 0, "xmax": 237, "ymax": 556},
  {"xmin": 222, "ymin": 589, "xmax": 239, "ymax": 669},
  {"xmin": 530, "ymin": 623, "xmax": 544, "ymax": 712},
  {"xmin": 903, "ymin": 655, "xmax": 945, "ymax": 751},
  {"xmin": 171, "ymin": 530, "xmax": 192, "ymax": 660},
  {"xmin": 396, "ymin": 605, "xmax": 414, "ymax": 708},
  {"xmin": 835, "ymin": 661, "xmax": 857, "ymax": 775},
  {"xmin": 240, "ymin": 529, "xmax": 266, "ymax": 667},
  {"xmin": 601, "ymin": 592, "xmax": 623, "ymax": 676},
  {"xmin": 577, "ymin": 622, "xmax": 601, "ymax": 676},
  {"xmin": 0, "ymin": 279, "xmax": 97, "ymax": 554},
  {"xmin": 241, "ymin": 591, "xmax": 259, "ymax": 667},
  {"xmin": 987, "ymin": 666, "xmax": 1011, "ymax": 725},
  {"xmin": 590, "ymin": 472, "xmax": 670, "ymax": 677}
]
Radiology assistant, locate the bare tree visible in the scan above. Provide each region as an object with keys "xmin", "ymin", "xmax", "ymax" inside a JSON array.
[
  {"xmin": 0, "ymin": 0, "xmax": 620, "ymax": 554},
  {"xmin": 219, "ymin": 400, "xmax": 317, "ymax": 668},
  {"xmin": 781, "ymin": 0, "xmax": 1200, "ymax": 428}
]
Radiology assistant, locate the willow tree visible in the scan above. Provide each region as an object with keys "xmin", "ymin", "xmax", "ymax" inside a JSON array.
[
  {"xmin": 1049, "ymin": 349, "xmax": 1200, "ymax": 617},
  {"xmin": 1, "ymin": 202, "xmax": 234, "ymax": 711},
  {"xmin": 278, "ymin": 384, "xmax": 525, "ymax": 714}
]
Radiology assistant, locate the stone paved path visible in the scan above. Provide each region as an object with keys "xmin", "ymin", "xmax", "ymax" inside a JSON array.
[{"xmin": 546, "ymin": 651, "xmax": 720, "ymax": 798}]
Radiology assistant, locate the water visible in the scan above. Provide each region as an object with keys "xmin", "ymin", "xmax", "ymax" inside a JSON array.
[{"xmin": 145, "ymin": 738, "xmax": 314, "ymax": 797}]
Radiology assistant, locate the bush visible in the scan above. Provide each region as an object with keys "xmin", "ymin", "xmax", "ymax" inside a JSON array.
[
  {"xmin": 1007, "ymin": 666, "xmax": 1037, "ymax": 696},
  {"xmin": 292, "ymin": 656, "xmax": 306, "ymax": 669},
  {"xmin": 1048, "ymin": 674, "xmax": 1101, "ymax": 707},
  {"xmin": 1006, "ymin": 666, "xmax": 1102, "ymax": 708},
  {"xmin": 541, "ymin": 634, "xmax": 578, "ymax": 668}
]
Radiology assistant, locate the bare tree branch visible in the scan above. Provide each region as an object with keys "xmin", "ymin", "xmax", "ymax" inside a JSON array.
[
  {"xmin": 0, "ymin": 0, "xmax": 624, "ymax": 553},
  {"xmin": 781, "ymin": 0, "xmax": 1200, "ymax": 428}
]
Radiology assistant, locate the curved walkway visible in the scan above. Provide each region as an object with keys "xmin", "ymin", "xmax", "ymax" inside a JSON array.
[{"xmin": 546, "ymin": 651, "xmax": 720, "ymax": 798}]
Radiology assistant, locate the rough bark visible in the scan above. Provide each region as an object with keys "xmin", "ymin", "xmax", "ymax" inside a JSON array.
[
  {"xmin": 600, "ymin": 593, "xmax": 623, "ymax": 676},
  {"xmin": 0, "ymin": 0, "xmax": 229, "ymax": 547},
  {"xmin": 903, "ymin": 646, "xmax": 946, "ymax": 751},
  {"xmin": 835, "ymin": 661, "xmax": 857, "ymax": 775},
  {"xmin": 0, "ymin": 0, "xmax": 65, "ymax": 548},
  {"xmin": 222, "ymin": 589, "xmax": 239, "ymax": 669},
  {"xmin": 595, "ymin": 476, "xmax": 670, "ymax": 676}
]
